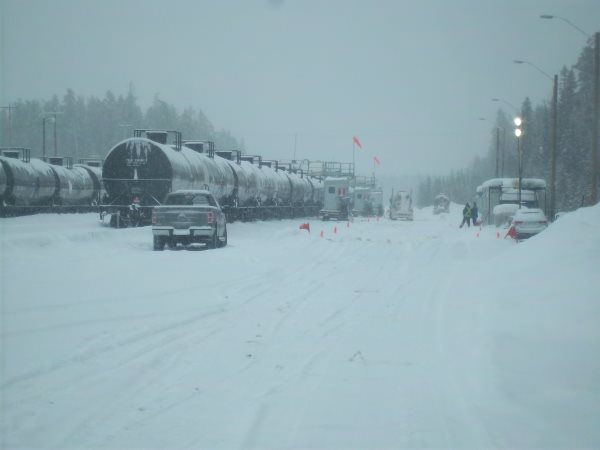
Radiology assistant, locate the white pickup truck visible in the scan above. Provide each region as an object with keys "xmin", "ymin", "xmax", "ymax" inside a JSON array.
[{"xmin": 151, "ymin": 190, "xmax": 227, "ymax": 250}]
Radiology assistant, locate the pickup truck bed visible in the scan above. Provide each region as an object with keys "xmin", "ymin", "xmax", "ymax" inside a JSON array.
[{"xmin": 151, "ymin": 190, "xmax": 227, "ymax": 250}]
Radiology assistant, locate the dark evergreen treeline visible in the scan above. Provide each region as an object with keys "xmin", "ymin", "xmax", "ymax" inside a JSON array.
[
  {"xmin": 0, "ymin": 85, "xmax": 242, "ymax": 161},
  {"xmin": 417, "ymin": 37, "xmax": 598, "ymax": 213}
]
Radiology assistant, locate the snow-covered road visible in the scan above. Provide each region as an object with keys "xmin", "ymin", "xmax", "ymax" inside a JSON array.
[{"xmin": 1, "ymin": 206, "xmax": 599, "ymax": 449}]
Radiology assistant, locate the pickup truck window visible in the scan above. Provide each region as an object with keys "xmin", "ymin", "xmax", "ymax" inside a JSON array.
[{"xmin": 165, "ymin": 194, "xmax": 212, "ymax": 206}]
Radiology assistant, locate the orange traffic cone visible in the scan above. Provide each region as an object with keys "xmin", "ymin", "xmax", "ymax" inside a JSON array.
[
  {"xmin": 320, "ymin": 230, "xmax": 324, "ymax": 238},
  {"xmin": 333, "ymin": 226, "xmax": 337, "ymax": 234}
]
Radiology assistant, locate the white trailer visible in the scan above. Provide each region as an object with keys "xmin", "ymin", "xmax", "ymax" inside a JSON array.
[
  {"xmin": 320, "ymin": 177, "xmax": 351, "ymax": 220},
  {"xmin": 475, "ymin": 178, "xmax": 547, "ymax": 226},
  {"xmin": 352, "ymin": 186, "xmax": 371, "ymax": 216}
]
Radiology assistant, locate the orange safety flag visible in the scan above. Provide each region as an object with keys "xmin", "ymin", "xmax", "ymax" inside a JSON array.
[
  {"xmin": 373, "ymin": 156, "xmax": 381, "ymax": 165},
  {"xmin": 505, "ymin": 225, "xmax": 517, "ymax": 239},
  {"xmin": 299, "ymin": 223, "xmax": 310, "ymax": 233},
  {"xmin": 353, "ymin": 136, "xmax": 363, "ymax": 149}
]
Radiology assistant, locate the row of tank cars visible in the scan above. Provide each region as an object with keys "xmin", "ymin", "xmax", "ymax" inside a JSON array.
[
  {"xmin": 1, "ymin": 130, "xmax": 387, "ymax": 233},
  {"xmin": 101, "ymin": 130, "xmax": 328, "ymax": 227},
  {"xmin": 0, "ymin": 148, "xmax": 104, "ymax": 216}
]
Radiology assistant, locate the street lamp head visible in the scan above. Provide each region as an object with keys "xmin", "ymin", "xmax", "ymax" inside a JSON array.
[
  {"xmin": 514, "ymin": 117, "xmax": 522, "ymax": 126},
  {"xmin": 515, "ymin": 128, "xmax": 522, "ymax": 137},
  {"xmin": 540, "ymin": 14, "xmax": 554, "ymax": 19}
]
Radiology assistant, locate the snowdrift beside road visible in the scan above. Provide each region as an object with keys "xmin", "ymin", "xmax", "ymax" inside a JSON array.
[{"xmin": 481, "ymin": 204, "xmax": 600, "ymax": 448}]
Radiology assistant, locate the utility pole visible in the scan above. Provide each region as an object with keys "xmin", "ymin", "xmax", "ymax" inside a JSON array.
[
  {"xmin": 0, "ymin": 104, "xmax": 15, "ymax": 146},
  {"xmin": 495, "ymin": 127, "xmax": 500, "ymax": 177},
  {"xmin": 592, "ymin": 32, "xmax": 599, "ymax": 205},
  {"xmin": 551, "ymin": 74, "xmax": 558, "ymax": 219}
]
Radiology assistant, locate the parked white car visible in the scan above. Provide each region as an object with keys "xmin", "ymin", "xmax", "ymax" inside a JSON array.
[{"xmin": 511, "ymin": 208, "xmax": 548, "ymax": 240}]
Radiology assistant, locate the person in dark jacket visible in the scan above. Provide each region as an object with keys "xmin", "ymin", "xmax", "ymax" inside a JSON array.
[
  {"xmin": 459, "ymin": 203, "xmax": 471, "ymax": 228},
  {"xmin": 471, "ymin": 201, "xmax": 479, "ymax": 226}
]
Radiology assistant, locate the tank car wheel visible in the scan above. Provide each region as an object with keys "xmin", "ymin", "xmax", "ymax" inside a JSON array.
[
  {"xmin": 153, "ymin": 236, "xmax": 165, "ymax": 251},
  {"xmin": 218, "ymin": 226, "xmax": 228, "ymax": 248}
]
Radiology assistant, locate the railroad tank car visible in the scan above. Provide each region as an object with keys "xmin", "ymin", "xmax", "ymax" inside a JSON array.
[
  {"xmin": 0, "ymin": 155, "xmax": 56, "ymax": 206},
  {"xmin": 51, "ymin": 165, "xmax": 98, "ymax": 205},
  {"xmin": 270, "ymin": 167, "xmax": 292, "ymax": 205},
  {"xmin": 74, "ymin": 164, "xmax": 105, "ymax": 204},
  {"xmin": 102, "ymin": 134, "xmax": 236, "ymax": 208},
  {"xmin": 0, "ymin": 160, "xmax": 7, "ymax": 201},
  {"xmin": 100, "ymin": 130, "xmax": 325, "ymax": 226},
  {"xmin": 0, "ymin": 149, "xmax": 104, "ymax": 217}
]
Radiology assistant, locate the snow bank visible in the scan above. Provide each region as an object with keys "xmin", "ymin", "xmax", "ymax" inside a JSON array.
[{"xmin": 480, "ymin": 204, "xmax": 600, "ymax": 447}]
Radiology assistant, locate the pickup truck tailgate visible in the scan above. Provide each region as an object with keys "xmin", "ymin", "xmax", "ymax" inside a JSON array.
[{"xmin": 154, "ymin": 207, "xmax": 212, "ymax": 228}]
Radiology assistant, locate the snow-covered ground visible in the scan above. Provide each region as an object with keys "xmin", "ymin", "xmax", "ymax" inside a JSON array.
[{"xmin": 1, "ymin": 204, "xmax": 599, "ymax": 449}]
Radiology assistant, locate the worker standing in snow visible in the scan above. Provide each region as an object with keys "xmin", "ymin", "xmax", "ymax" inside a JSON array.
[{"xmin": 459, "ymin": 203, "xmax": 471, "ymax": 228}]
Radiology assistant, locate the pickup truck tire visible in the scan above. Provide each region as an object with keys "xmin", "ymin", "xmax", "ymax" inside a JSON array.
[
  {"xmin": 153, "ymin": 236, "xmax": 165, "ymax": 251},
  {"xmin": 218, "ymin": 226, "xmax": 228, "ymax": 248},
  {"xmin": 208, "ymin": 230, "xmax": 218, "ymax": 249}
]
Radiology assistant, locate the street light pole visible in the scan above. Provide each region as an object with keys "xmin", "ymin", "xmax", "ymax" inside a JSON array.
[
  {"xmin": 495, "ymin": 127, "xmax": 500, "ymax": 178},
  {"xmin": 514, "ymin": 117, "xmax": 523, "ymax": 208},
  {"xmin": 0, "ymin": 105, "xmax": 15, "ymax": 146},
  {"xmin": 42, "ymin": 112, "xmax": 61, "ymax": 158},
  {"xmin": 551, "ymin": 74, "xmax": 558, "ymax": 218},
  {"xmin": 513, "ymin": 60, "xmax": 557, "ymax": 219},
  {"xmin": 592, "ymin": 32, "xmax": 599, "ymax": 204}
]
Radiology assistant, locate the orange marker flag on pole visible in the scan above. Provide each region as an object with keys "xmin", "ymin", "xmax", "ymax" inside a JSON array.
[
  {"xmin": 353, "ymin": 136, "xmax": 363, "ymax": 149},
  {"xmin": 373, "ymin": 156, "xmax": 381, "ymax": 165}
]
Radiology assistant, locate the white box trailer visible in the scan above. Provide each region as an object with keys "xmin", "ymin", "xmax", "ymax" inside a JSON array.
[
  {"xmin": 389, "ymin": 189, "xmax": 413, "ymax": 220},
  {"xmin": 320, "ymin": 177, "xmax": 351, "ymax": 220},
  {"xmin": 370, "ymin": 188, "xmax": 384, "ymax": 216},
  {"xmin": 352, "ymin": 186, "xmax": 370, "ymax": 216},
  {"xmin": 475, "ymin": 178, "xmax": 547, "ymax": 226}
]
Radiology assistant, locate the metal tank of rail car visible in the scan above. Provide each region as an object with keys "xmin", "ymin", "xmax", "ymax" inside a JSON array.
[
  {"xmin": 102, "ymin": 136, "xmax": 236, "ymax": 207},
  {"xmin": 285, "ymin": 170, "xmax": 309, "ymax": 205},
  {"xmin": 241, "ymin": 160, "xmax": 271, "ymax": 204},
  {"xmin": 0, "ymin": 156, "xmax": 57, "ymax": 206},
  {"xmin": 303, "ymin": 175, "xmax": 315, "ymax": 204},
  {"xmin": 311, "ymin": 177, "xmax": 324, "ymax": 205},
  {"xmin": 74, "ymin": 164, "xmax": 105, "ymax": 203},
  {"xmin": 257, "ymin": 164, "xmax": 279, "ymax": 204},
  {"xmin": 0, "ymin": 161, "xmax": 6, "ymax": 201},
  {"xmin": 270, "ymin": 167, "xmax": 292, "ymax": 205},
  {"xmin": 224, "ymin": 159, "xmax": 259, "ymax": 206},
  {"xmin": 50, "ymin": 164, "xmax": 97, "ymax": 205},
  {"xmin": 212, "ymin": 152, "xmax": 267, "ymax": 206},
  {"xmin": 182, "ymin": 148, "xmax": 235, "ymax": 201}
]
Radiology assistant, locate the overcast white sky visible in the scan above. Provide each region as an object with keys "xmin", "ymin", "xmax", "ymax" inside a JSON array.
[{"xmin": 1, "ymin": 0, "xmax": 599, "ymax": 176}]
